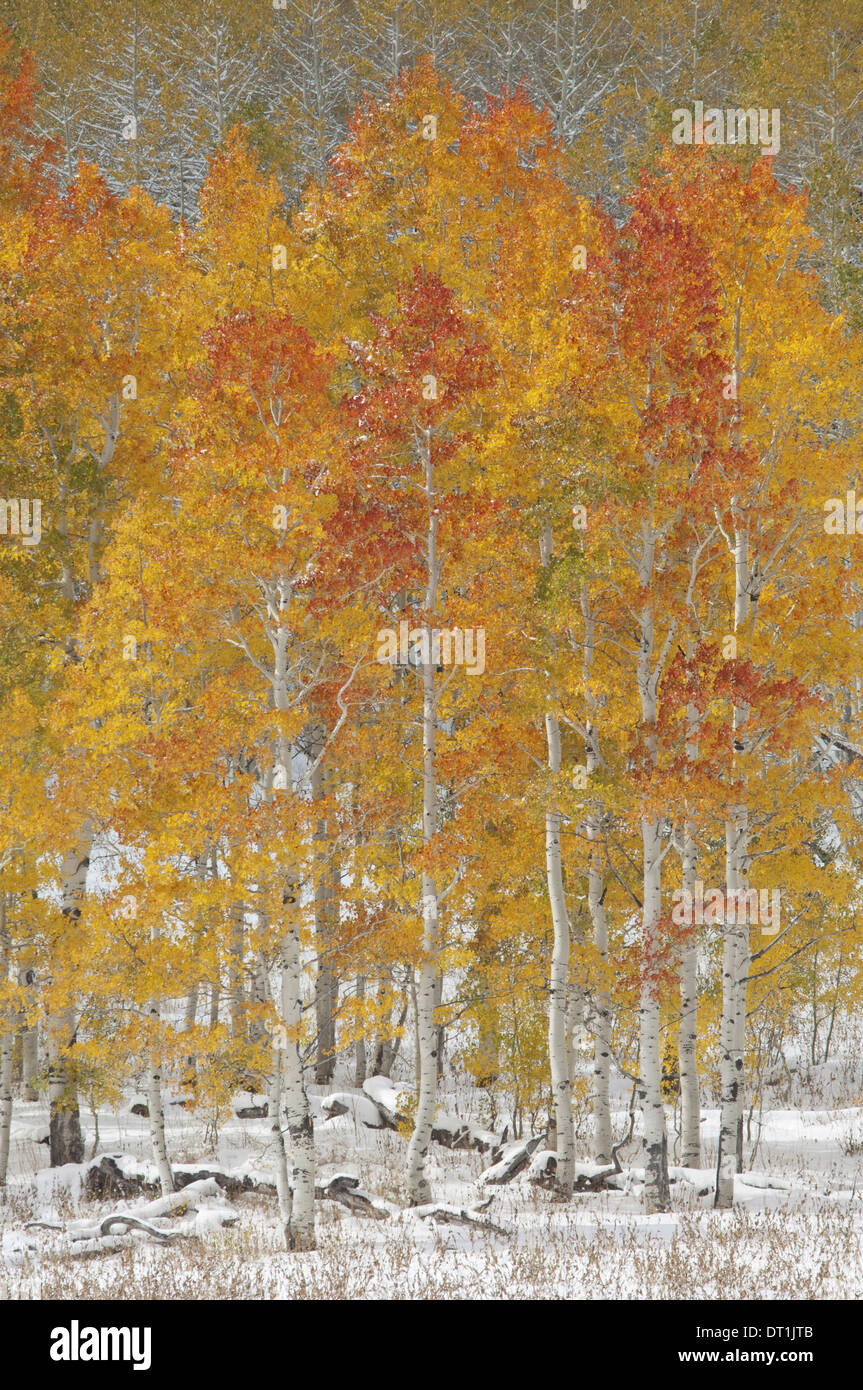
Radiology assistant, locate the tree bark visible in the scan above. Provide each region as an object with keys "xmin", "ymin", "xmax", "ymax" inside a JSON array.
[
  {"xmin": 228, "ymin": 898, "xmax": 245, "ymax": 1042},
  {"xmin": 0, "ymin": 1017, "xmax": 11, "ymax": 1187},
  {"xmin": 17, "ymin": 965, "xmax": 38, "ymax": 1102},
  {"xmin": 716, "ymin": 813, "xmax": 748, "ymax": 1206},
  {"xmin": 269, "ymin": 600, "xmax": 316, "ymax": 1249},
  {"xmin": 268, "ymin": 1040, "xmax": 292, "ymax": 1234},
  {"xmin": 405, "ymin": 647, "xmax": 439, "ymax": 1205},
  {"xmin": 354, "ymin": 976, "xmax": 367, "ymax": 1087},
  {"xmin": 636, "ymin": 528, "xmax": 670, "ymax": 1213},
  {"xmin": 678, "ymin": 821, "xmax": 702, "ymax": 1168},
  {"xmin": 679, "ymin": 685, "xmax": 701, "ymax": 1168},
  {"xmin": 433, "ymin": 971, "xmax": 445, "ymax": 1080},
  {"xmin": 146, "ymin": 1020, "xmax": 174, "ymax": 1196},
  {"xmin": 581, "ymin": 584, "xmax": 612, "ymax": 1164},
  {"xmin": 310, "ymin": 743, "xmax": 338, "ymax": 1085},
  {"xmin": 716, "ymin": 523, "xmax": 751, "ymax": 1209},
  {"xmin": 639, "ymin": 817, "xmax": 670, "ymax": 1211},
  {"xmin": 545, "ymin": 711, "xmax": 575, "ymax": 1197},
  {"xmin": 279, "ymin": 915, "xmax": 315, "ymax": 1249},
  {"xmin": 406, "ymin": 426, "xmax": 440, "ymax": 1206},
  {"xmin": 0, "ymin": 902, "xmax": 12, "ymax": 1185},
  {"xmin": 48, "ymin": 831, "xmax": 91, "ymax": 1167}
]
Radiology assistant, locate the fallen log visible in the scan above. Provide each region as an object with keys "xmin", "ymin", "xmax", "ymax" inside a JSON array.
[
  {"xmin": 411, "ymin": 1202, "xmax": 510, "ymax": 1237},
  {"xmin": 361, "ymin": 1075, "xmax": 412, "ymax": 1129},
  {"xmin": 315, "ymin": 1172, "xmax": 388, "ymax": 1219},
  {"xmin": 479, "ymin": 1134, "xmax": 545, "ymax": 1185},
  {"xmin": 320, "ymin": 1093, "xmax": 384, "ymax": 1129},
  {"xmin": 431, "ymin": 1113, "xmax": 500, "ymax": 1154},
  {"xmin": 85, "ymin": 1154, "xmax": 275, "ymax": 1200},
  {"xmin": 70, "ymin": 1213, "xmax": 179, "ymax": 1245},
  {"xmin": 527, "ymin": 1150, "xmax": 558, "ymax": 1188}
]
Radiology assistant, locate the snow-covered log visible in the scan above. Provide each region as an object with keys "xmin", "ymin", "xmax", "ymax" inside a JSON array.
[
  {"xmin": 362, "ymin": 1075, "xmax": 408, "ymax": 1129},
  {"xmin": 478, "ymin": 1135, "xmax": 545, "ymax": 1186},
  {"xmin": 84, "ymin": 1154, "xmax": 275, "ymax": 1200},
  {"xmin": 320, "ymin": 1092, "xmax": 384, "ymax": 1128},
  {"xmin": 409, "ymin": 1200, "xmax": 509, "ymax": 1237},
  {"xmin": 316, "ymin": 1172, "xmax": 388, "ymax": 1218}
]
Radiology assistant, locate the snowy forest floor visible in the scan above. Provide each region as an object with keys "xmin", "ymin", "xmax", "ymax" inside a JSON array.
[{"xmin": 3, "ymin": 1070, "xmax": 863, "ymax": 1299}]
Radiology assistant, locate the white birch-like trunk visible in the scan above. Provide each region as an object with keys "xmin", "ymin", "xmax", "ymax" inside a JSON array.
[
  {"xmin": 0, "ymin": 901, "xmax": 12, "ymax": 1186},
  {"xmin": 279, "ymin": 915, "xmax": 315, "ymax": 1248},
  {"xmin": 249, "ymin": 955, "xmax": 269, "ymax": 1045},
  {"xmin": 229, "ymin": 898, "xmax": 245, "ymax": 1041},
  {"xmin": 716, "ymin": 812, "xmax": 749, "ymax": 1207},
  {"xmin": 145, "ymin": 922, "xmax": 174, "ymax": 1195},
  {"xmin": 406, "ymin": 427, "xmax": 440, "ymax": 1206},
  {"xmin": 21, "ymin": 1029, "xmax": 38, "ymax": 1102},
  {"xmin": 48, "ymin": 830, "xmax": 92, "ymax": 1167},
  {"xmin": 538, "ymin": 525, "xmax": 575, "ymax": 1192},
  {"xmin": 679, "ymin": 820, "xmax": 701, "ymax": 1167},
  {"xmin": 146, "ymin": 1007, "xmax": 174, "ymax": 1196},
  {"xmin": 716, "ymin": 525, "xmax": 750, "ymax": 1208},
  {"xmin": 310, "ymin": 744, "xmax": 338, "ymax": 1084},
  {"xmin": 270, "ymin": 602, "xmax": 316, "ymax": 1250},
  {"xmin": 0, "ymin": 1020, "xmax": 11, "ymax": 1188},
  {"xmin": 640, "ymin": 817, "xmax": 670, "ymax": 1210},
  {"xmin": 354, "ymin": 976, "xmax": 367, "ymax": 1087},
  {"xmin": 406, "ymin": 651, "xmax": 439, "ymax": 1205},
  {"xmin": 18, "ymin": 966, "xmax": 38, "ymax": 1102},
  {"xmin": 268, "ymin": 1041, "xmax": 292, "ymax": 1231},
  {"xmin": 545, "ymin": 711, "xmax": 575, "ymax": 1196},
  {"xmin": 581, "ymin": 585, "xmax": 612, "ymax": 1163},
  {"xmin": 679, "ymin": 688, "xmax": 701, "ymax": 1168},
  {"xmin": 636, "ymin": 529, "xmax": 670, "ymax": 1212},
  {"xmin": 183, "ymin": 985, "xmax": 198, "ymax": 1034}
]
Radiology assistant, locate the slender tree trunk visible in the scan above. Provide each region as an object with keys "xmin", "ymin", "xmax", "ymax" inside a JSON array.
[
  {"xmin": 581, "ymin": 585, "xmax": 612, "ymax": 1163},
  {"xmin": 433, "ymin": 972, "xmax": 445, "ymax": 1080},
  {"xmin": 279, "ymin": 914, "xmax": 315, "ymax": 1249},
  {"xmin": 406, "ymin": 428, "xmax": 441, "ymax": 1207},
  {"xmin": 636, "ymin": 530, "xmax": 670, "ymax": 1213},
  {"xmin": 182, "ymin": 982, "xmax": 198, "ymax": 1087},
  {"xmin": 18, "ymin": 966, "xmax": 38, "ymax": 1102},
  {"xmin": 640, "ymin": 817, "xmax": 670, "ymax": 1211},
  {"xmin": 183, "ymin": 985, "xmax": 198, "ymax": 1034},
  {"xmin": 406, "ymin": 650, "xmax": 439, "ymax": 1204},
  {"xmin": 249, "ymin": 955, "xmax": 269, "ymax": 1046},
  {"xmin": 0, "ymin": 1019, "xmax": 11, "ymax": 1187},
  {"xmin": 228, "ymin": 898, "xmax": 245, "ymax": 1042},
  {"xmin": 475, "ymin": 1004, "xmax": 499, "ymax": 1090},
  {"xmin": 678, "ymin": 822, "xmax": 701, "ymax": 1168},
  {"xmin": 679, "ymin": 683, "xmax": 702, "ymax": 1168},
  {"xmin": 354, "ymin": 976, "xmax": 367, "ymax": 1087},
  {"xmin": 538, "ymin": 526, "xmax": 575, "ymax": 1192},
  {"xmin": 0, "ymin": 902, "xmax": 12, "ymax": 1185},
  {"xmin": 716, "ymin": 523, "xmax": 751, "ymax": 1208},
  {"xmin": 588, "ymin": 847, "xmax": 612, "ymax": 1163},
  {"xmin": 372, "ymin": 976, "xmax": 393, "ymax": 1077},
  {"xmin": 545, "ymin": 711, "xmax": 575, "ymax": 1197},
  {"xmin": 311, "ymin": 746, "xmax": 338, "ymax": 1084},
  {"xmin": 48, "ymin": 832, "xmax": 91, "ymax": 1167},
  {"xmin": 268, "ymin": 1041, "xmax": 292, "ymax": 1233},
  {"xmin": 716, "ymin": 812, "xmax": 749, "ymax": 1205},
  {"xmin": 21, "ymin": 1024, "xmax": 38, "ymax": 1102},
  {"xmin": 146, "ymin": 972, "xmax": 174, "ymax": 1197},
  {"xmin": 270, "ymin": 601, "xmax": 316, "ymax": 1248}
]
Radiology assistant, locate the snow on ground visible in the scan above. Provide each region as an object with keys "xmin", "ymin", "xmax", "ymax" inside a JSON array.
[{"xmin": 2, "ymin": 1070, "xmax": 862, "ymax": 1299}]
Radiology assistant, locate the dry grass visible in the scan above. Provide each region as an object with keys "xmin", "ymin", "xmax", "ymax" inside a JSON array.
[{"xmin": 4, "ymin": 1194, "xmax": 860, "ymax": 1300}]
